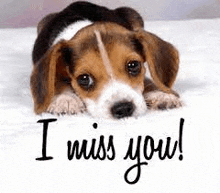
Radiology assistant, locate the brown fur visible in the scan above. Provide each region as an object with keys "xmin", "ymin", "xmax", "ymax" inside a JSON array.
[
  {"xmin": 30, "ymin": 41, "xmax": 72, "ymax": 114},
  {"xmin": 136, "ymin": 30, "xmax": 179, "ymax": 95},
  {"xmin": 31, "ymin": 22, "xmax": 180, "ymax": 114}
]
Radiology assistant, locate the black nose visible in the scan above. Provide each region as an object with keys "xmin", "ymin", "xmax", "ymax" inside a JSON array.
[{"xmin": 111, "ymin": 101, "xmax": 135, "ymax": 119}]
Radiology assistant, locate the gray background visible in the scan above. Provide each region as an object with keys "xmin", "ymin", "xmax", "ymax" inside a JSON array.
[{"xmin": 0, "ymin": 0, "xmax": 220, "ymax": 28}]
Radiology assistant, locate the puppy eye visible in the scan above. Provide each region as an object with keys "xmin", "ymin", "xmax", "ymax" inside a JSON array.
[
  {"xmin": 127, "ymin": 60, "xmax": 141, "ymax": 76},
  {"xmin": 77, "ymin": 74, "xmax": 94, "ymax": 90}
]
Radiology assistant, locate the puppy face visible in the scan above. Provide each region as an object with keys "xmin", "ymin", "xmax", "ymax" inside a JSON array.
[
  {"xmin": 65, "ymin": 23, "xmax": 147, "ymax": 118},
  {"xmin": 31, "ymin": 21, "xmax": 180, "ymax": 118}
]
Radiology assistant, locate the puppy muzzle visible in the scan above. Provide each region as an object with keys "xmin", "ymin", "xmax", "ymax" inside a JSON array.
[{"xmin": 84, "ymin": 81, "xmax": 147, "ymax": 119}]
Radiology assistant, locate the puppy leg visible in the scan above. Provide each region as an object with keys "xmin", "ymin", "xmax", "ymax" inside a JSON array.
[
  {"xmin": 143, "ymin": 78, "xmax": 182, "ymax": 110},
  {"xmin": 46, "ymin": 89, "xmax": 86, "ymax": 115}
]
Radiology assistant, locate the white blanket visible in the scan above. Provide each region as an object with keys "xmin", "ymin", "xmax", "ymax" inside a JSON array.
[{"xmin": 1, "ymin": 19, "xmax": 220, "ymax": 192}]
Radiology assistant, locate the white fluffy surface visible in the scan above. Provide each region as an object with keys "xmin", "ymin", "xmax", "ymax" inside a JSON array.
[{"xmin": 1, "ymin": 19, "xmax": 220, "ymax": 192}]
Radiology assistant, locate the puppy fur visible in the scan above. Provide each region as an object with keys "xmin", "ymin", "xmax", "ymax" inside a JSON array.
[{"xmin": 30, "ymin": 1, "xmax": 182, "ymax": 119}]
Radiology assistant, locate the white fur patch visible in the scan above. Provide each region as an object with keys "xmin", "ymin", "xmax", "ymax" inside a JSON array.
[
  {"xmin": 53, "ymin": 20, "xmax": 93, "ymax": 45},
  {"xmin": 47, "ymin": 90, "xmax": 86, "ymax": 115},
  {"xmin": 85, "ymin": 80, "xmax": 147, "ymax": 119}
]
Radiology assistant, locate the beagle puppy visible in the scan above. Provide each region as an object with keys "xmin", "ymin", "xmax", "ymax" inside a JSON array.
[{"xmin": 30, "ymin": 1, "xmax": 182, "ymax": 119}]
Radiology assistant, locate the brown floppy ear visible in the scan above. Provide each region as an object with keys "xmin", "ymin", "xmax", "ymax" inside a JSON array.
[
  {"xmin": 30, "ymin": 41, "xmax": 73, "ymax": 114},
  {"xmin": 137, "ymin": 30, "xmax": 179, "ymax": 95}
]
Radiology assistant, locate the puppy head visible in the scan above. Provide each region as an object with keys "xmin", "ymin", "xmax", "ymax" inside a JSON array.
[
  {"xmin": 31, "ymin": 22, "xmax": 179, "ymax": 119},
  {"xmin": 66, "ymin": 23, "xmax": 147, "ymax": 118}
]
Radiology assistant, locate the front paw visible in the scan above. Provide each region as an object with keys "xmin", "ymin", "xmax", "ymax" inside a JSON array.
[
  {"xmin": 144, "ymin": 91, "xmax": 182, "ymax": 110},
  {"xmin": 46, "ymin": 92, "xmax": 86, "ymax": 115}
]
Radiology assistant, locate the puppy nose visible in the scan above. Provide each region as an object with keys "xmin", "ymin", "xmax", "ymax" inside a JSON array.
[{"xmin": 111, "ymin": 101, "xmax": 135, "ymax": 119}]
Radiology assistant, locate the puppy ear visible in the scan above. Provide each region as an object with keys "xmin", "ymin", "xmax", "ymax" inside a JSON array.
[
  {"xmin": 114, "ymin": 7, "xmax": 144, "ymax": 31},
  {"xmin": 30, "ymin": 41, "xmax": 74, "ymax": 114},
  {"xmin": 137, "ymin": 30, "xmax": 179, "ymax": 95}
]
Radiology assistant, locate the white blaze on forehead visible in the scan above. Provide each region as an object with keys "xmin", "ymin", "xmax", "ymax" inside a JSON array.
[{"xmin": 94, "ymin": 30, "xmax": 114, "ymax": 78}]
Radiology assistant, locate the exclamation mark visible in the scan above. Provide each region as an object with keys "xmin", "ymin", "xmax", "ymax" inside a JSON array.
[{"xmin": 179, "ymin": 118, "xmax": 184, "ymax": 161}]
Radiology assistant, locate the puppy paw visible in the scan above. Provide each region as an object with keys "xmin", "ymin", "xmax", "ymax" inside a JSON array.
[
  {"xmin": 46, "ymin": 92, "xmax": 86, "ymax": 115},
  {"xmin": 144, "ymin": 91, "xmax": 182, "ymax": 110}
]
